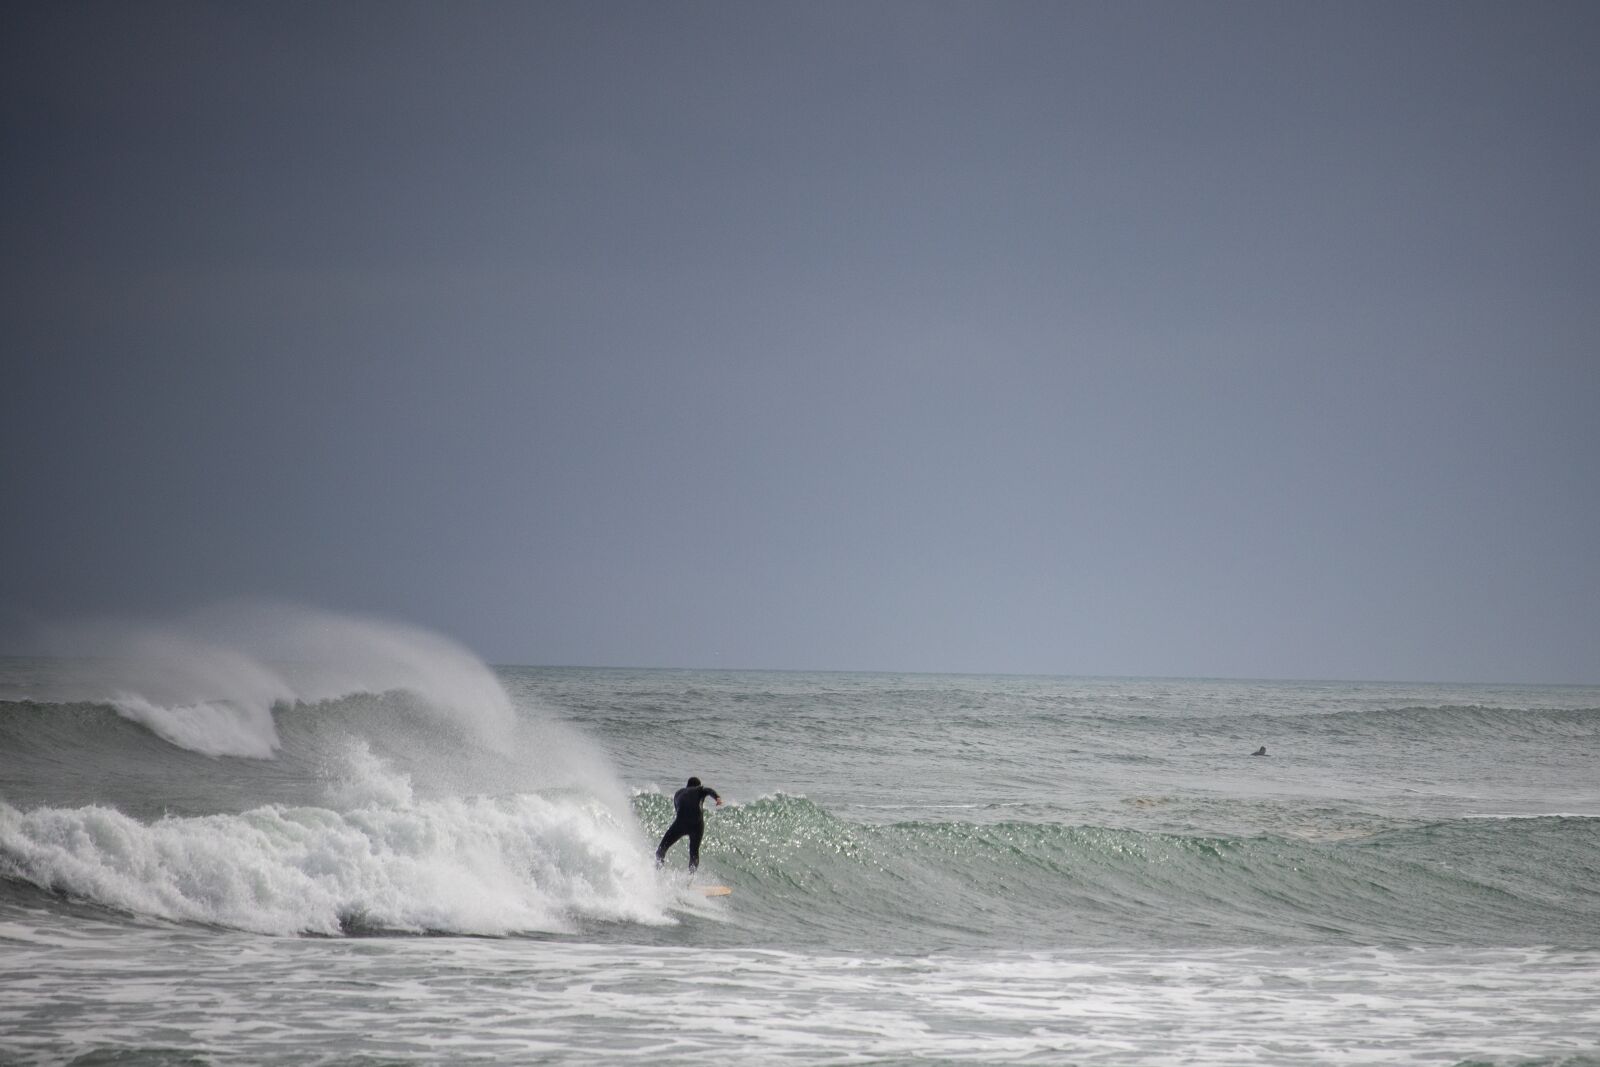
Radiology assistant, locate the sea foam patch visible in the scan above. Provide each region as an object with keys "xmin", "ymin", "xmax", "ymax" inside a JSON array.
[{"xmin": 4, "ymin": 935, "xmax": 1595, "ymax": 1066}]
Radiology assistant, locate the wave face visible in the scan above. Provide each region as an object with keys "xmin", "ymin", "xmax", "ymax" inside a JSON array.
[
  {"xmin": 631, "ymin": 793, "xmax": 1600, "ymax": 953},
  {"xmin": 584, "ymin": 669, "xmax": 1600, "ymax": 953},
  {"xmin": 0, "ymin": 606, "xmax": 667, "ymax": 935}
]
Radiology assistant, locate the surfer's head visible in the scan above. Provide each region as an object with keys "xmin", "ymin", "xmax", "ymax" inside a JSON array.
[{"xmin": 687, "ymin": 776, "xmax": 701, "ymax": 787}]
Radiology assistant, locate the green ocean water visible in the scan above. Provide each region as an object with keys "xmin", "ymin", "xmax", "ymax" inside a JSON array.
[{"xmin": 2, "ymin": 647, "xmax": 1598, "ymax": 1064}]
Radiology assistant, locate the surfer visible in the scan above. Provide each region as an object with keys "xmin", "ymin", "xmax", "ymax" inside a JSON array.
[
  {"xmin": 655, "ymin": 776, "xmax": 723, "ymax": 872},
  {"xmin": 1251, "ymin": 746, "xmax": 1267, "ymax": 756}
]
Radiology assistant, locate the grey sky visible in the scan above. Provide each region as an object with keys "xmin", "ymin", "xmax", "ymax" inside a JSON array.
[{"xmin": 2, "ymin": 2, "xmax": 1596, "ymax": 682}]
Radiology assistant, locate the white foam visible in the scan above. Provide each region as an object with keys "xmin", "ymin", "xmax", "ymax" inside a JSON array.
[
  {"xmin": 4, "ymin": 937, "xmax": 1595, "ymax": 1065},
  {"xmin": 322, "ymin": 736, "xmax": 416, "ymax": 810},
  {"xmin": 0, "ymin": 786, "xmax": 673, "ymax": 936}
]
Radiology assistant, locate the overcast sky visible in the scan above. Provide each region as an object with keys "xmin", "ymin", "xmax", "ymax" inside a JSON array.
[{"xmin": 2, "ymin": 2, "xmax": 1596, "ymax": 682}]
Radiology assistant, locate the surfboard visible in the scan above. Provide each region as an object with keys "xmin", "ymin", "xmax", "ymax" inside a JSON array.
[{"xmin": 698, "ymin": 885, "xmax": 732, "ymax": 897}]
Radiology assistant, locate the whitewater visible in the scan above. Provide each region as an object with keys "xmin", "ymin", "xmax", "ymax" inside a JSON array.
[{"xmin": 2, "ymin": 608, "xmax": 1598, "ymax": 1065}]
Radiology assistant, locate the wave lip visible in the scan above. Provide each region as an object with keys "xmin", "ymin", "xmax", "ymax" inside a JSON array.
[{"xmin": 108, "ymin": 693, "xmax": 280, "ymax": 759}]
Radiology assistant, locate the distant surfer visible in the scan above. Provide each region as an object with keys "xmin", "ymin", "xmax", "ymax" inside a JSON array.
[
  {"xmin": 655, "ymin": 776, "xmax": 723, "ymax": 872},
  {"xmin": 1251, "ymin": 746, "xmax": 1267, "ymax": 756}
]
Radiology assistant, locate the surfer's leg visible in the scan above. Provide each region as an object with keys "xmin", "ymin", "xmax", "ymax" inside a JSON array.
[
  {"xmin": 687, "ymin": 827, "xmax": 703, "ymax": 872},
  {"xmin": 655, "ymin": 824, "xmax": 687, "ymax": 867}
]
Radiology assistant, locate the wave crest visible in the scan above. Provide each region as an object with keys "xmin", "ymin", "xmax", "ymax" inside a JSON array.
[{"xmin": 20, "ymin": 602, "xmax": 519, "ymax": 758}]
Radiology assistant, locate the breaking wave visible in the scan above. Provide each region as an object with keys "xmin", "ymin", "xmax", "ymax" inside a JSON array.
[{"xmin": 0, "ymin": 604, "xmax": 679, "ymax": 936}]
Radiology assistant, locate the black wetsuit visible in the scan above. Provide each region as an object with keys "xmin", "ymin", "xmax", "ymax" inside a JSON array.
[{"xmin": 655, "ymin": 784, "xmax": 720, "ymax": 871}]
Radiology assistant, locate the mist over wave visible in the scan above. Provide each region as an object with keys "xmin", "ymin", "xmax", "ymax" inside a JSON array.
[
  {"xmin": 0, "ymin": 604, "xmax": 671, "ymax": 935},
  {"xmin": 21, "ymin": 602, "xmax": 519, "ymax": 758}
]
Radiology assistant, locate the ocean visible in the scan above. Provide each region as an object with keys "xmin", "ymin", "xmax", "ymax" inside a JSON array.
[{"xmin": 2, "ymin": 616, "xmax": 1597, "ymax": 1065}]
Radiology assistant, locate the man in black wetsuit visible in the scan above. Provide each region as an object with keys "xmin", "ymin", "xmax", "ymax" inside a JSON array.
[{"xmin": 655, "ymin": 776, "xmax": 723, "ymax": 872}]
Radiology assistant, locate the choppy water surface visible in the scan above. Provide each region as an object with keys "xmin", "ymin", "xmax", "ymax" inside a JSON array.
[{"xmin": 2, "ymin": 622, "xmax": 1597, "ymax": 1064}]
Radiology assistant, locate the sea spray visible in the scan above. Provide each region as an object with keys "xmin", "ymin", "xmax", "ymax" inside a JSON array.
[
  {"xmin": 0, "ymin": 604, "xmax": 670, "ymax": 932},
  {"xmin": 27, "ymin": 603, "xmax": 518, "ymax": 758},
  {"xmin": 13, "ymin": 603, "xmax": 628, "ymax": 808}
]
